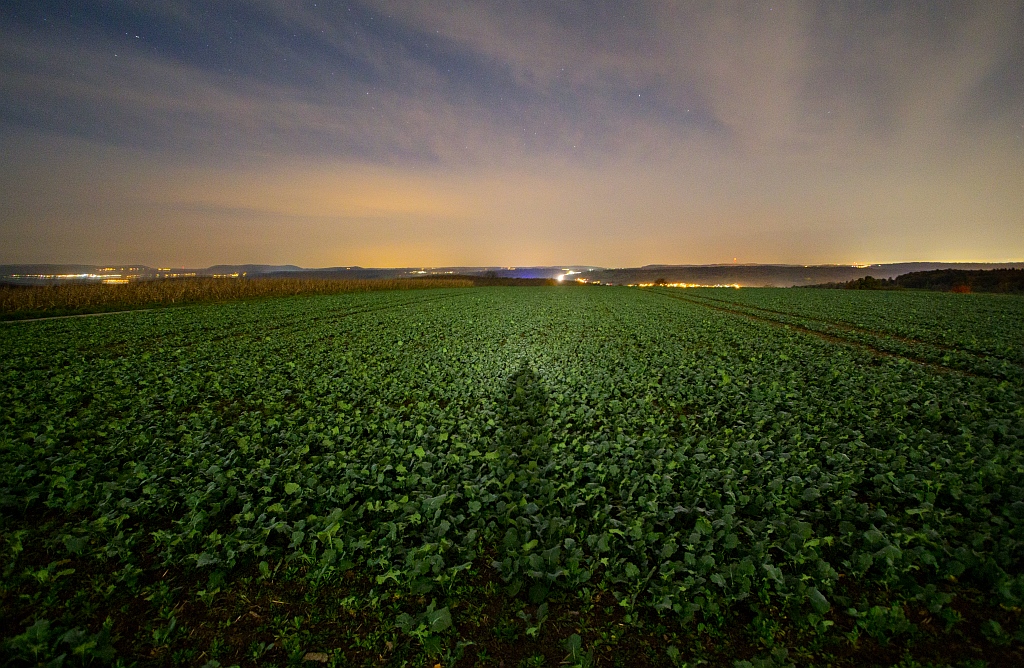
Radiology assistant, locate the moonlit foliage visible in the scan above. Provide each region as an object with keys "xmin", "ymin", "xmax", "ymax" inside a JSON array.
[{"xmin": 2, "ymin": 287, "xmax": 1022, "ymax": 661}]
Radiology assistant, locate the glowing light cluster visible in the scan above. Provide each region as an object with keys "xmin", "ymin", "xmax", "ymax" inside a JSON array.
[{"xmin": 10, "ymin": 273, "xmax": 120, "ymax": 280}]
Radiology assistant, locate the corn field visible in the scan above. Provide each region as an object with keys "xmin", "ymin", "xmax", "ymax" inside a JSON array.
[{"xmin": 0, "ymin": 277, "xmax": 474, "ymax": 318}]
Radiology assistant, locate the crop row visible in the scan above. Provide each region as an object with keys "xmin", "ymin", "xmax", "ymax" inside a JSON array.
[
  {"xmin": 658, "ymin": 288, "xmax": 1024, "ymax": 384},
  {"xmin": 688, "ymin": 287, "xmax": 1024, "ymax": 366},
  {"xmin": 2, "ymin": 286, "xmax": 1023, "ymax": 661}
]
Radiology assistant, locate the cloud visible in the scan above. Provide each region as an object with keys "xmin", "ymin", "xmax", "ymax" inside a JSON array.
[
  {"xmin": 5, "ymin": 1, "xmax": 1021, "ymax": 164},
  {"xmin": 0, "ymin": 1, "xmax": 1021, "ymax": 266},
  {"xmin": 361, "ymin": 0, "xmax": 1024, "ymax": 154}
]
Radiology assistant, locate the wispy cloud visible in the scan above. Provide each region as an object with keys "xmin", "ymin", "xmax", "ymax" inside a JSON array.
[{"xmin": 0, "ymin": 0, "xmax": 1021, "ymax": 265}]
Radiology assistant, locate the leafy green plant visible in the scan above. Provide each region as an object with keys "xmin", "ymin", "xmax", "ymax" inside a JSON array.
[
  {"xmin": 395, "ymin": 600, "xmax": 454, "ymax": 655},
  {"xmin": 3, "ymin": 619, "xmax": 116, "ymax": 666},
  {"xmin": 847, "ymin": 604, "xmax": 913, "ymax": 645},
  {"xmin": 734, "ymin": 646, "xmax": 795, "ymax": 668},
  {"xmin": 561, "ymin": 633, "xmax": 595, "ymax": 668},
  {"xmin": 517, "ymin": 602, "xmax": 549, "ymax": 637},
  {"xmin": 980, "ymin": 619, "xmax": 1012, "ymax": 646}
]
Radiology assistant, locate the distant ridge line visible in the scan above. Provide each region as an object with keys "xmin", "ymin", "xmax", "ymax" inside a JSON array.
[{"xmin": 3, "ymin": 262, "xmax": 1024, "ymax": 287}]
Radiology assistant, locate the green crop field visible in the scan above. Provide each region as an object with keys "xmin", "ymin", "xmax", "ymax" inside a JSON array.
[{"xmin": 2, "ymin": 287, "xmax": 1022, "ymax": 667}]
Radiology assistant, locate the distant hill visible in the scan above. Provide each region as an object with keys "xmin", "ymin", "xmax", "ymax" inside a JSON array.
[
  {"xmin": 3, "ymin": 262, "xmax": 1023, "ymax": 287},
  {"xmin": 202, "ymin": 264, "xmax": 303, "ymax": 275},
  {"xmin": 812, "ymin": 268, "xmax": 1024, "ymax": 293},
  {"xmin": 264, "ymin": 267, "xmax": 403, "ymax": 280},
  {"xmin": 586, "ymin": 262, "xmax": 1024, "ymax": 287}
]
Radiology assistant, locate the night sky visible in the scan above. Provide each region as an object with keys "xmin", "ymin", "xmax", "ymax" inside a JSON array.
[{"xmin": 1, "ymin": 1, "xmax": 1022, "ymax": 268}]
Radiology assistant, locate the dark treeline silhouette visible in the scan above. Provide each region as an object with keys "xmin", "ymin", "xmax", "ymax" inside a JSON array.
[{"xmin": 807, "ymin": 268, "xmax": 1024, "ymax": 293}]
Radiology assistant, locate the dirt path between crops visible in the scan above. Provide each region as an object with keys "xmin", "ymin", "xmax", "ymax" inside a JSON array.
[
  {"xmin": 678, "ymin": 290, "xmax": 1024, "ymax": 376},
  {"xmin": 652, "ymin": 290, "xmax": 989, "ymax": 379},
  {"xmin": 683, "ymin": 291, "xmax": 1024, "ymax": 367}
]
